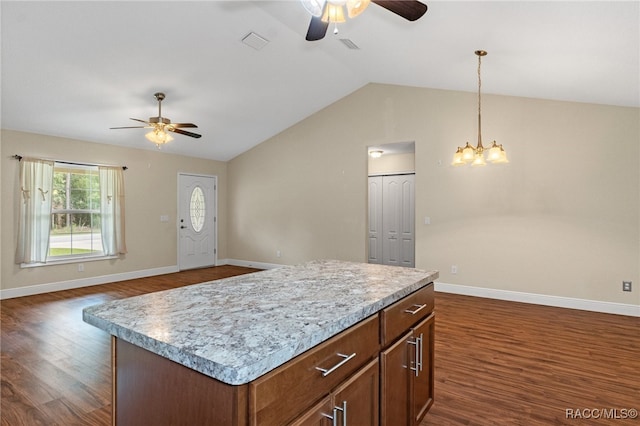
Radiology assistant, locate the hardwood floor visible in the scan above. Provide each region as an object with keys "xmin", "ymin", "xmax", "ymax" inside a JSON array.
[
  {"xmin": 424, "ymin": 294, "xmax": 640, "ymax": 426},
  {"xmin": 1, "ymin": 266, "xmax": 261, "ymax": 426},
  {"xmin": 1, "ymin": 267, "xmax": 638, "ymax": 425}
]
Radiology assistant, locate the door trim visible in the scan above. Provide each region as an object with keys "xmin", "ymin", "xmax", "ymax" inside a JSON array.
[{"xmin": 177, "ymin": 173, "xmax": 218, "ymax": 270}]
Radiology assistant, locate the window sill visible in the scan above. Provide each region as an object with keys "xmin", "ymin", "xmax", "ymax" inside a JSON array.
[{"xmin": 20, "ymin": 254, "xmax": 120, "ymax": 269}]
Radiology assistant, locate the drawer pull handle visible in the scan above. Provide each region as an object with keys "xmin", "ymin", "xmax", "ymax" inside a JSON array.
[
  {"xmin": 404, "ymin": 303, "xmax": 427, "ymax": 315},
  {"xmin": 315, "ymin": 352, "xmax": 356, "ymax": 377}
]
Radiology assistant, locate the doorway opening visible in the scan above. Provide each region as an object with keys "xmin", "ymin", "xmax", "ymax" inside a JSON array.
[{"xmin": 367, "ymin": 142, "xmax": 415, "ymax": 267}]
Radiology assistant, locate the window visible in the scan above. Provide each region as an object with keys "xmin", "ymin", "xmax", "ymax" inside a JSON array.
[
  {"xmin": 50, "ymin": 164, "xmax": 103, "ymax": 258},
  {"xmin": 15, "ymin": 157, "xmax": 127, "ymax": 266},
  {"xmin": 190, "ymin": 186, "xmax": 206, "ymax": 233}
]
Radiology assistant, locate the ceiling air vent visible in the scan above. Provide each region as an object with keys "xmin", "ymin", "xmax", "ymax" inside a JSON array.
[
  {"xmin": 242, "ymin": 32, "xmax": 269, "ymax": 51},
  {"xmin": 339, "ymin": 38, "xmax": 360, "ymax": 50}
]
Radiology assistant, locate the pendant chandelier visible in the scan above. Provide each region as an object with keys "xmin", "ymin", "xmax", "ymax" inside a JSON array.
[{"xmin": 452, "ymin": 50, "xmax": 508, "ymax": 166}]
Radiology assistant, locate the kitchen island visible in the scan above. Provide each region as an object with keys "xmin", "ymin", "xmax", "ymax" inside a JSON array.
[{"xmin": 83, "ymin": 259, "xmax": 438, "ymax": 425}]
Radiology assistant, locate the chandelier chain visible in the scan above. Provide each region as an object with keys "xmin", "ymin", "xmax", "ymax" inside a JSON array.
[{"xmin": 477, "ymin": 53, "xmax": 482, "ymax": 149}]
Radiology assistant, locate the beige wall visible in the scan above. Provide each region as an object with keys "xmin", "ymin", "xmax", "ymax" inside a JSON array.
[
  {"xmin": 228, "ymin": 83, "xmax": 640, "ymax": 305},
  {"xmin": 1, "ymin": 130, "xmax": 228, "ymax": 291},
  {"xmin": 2, "ymin": 83, "xmax": 639, "ymax": 307},
  {"xmin": 368, "ymin": 152, "xmax": 415, "ymax": 175}
]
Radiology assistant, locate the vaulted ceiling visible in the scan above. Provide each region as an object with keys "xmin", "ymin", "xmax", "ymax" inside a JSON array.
[{"xmin": 2, "ymin": 1, "xmax": 638, "ymax": 161}]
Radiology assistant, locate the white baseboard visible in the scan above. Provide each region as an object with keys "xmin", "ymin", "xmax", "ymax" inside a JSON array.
[
  {"xmin": 0, "ymin": 266, "xmax": 179, "ymax": 300},
  {"xmin": 4, "ymin": 262, "xmax": 636, "ymax": 318},
  {"xmin": 220, "ymin": 258, "xmax": 283, "ymax": 270},
  {"xmin": 1, "ymin": 260, "xmax": 278, "ymax": 300},
  {"xmin": 435, "ymin": 282, "xmax": 640, "ymax": 317}
]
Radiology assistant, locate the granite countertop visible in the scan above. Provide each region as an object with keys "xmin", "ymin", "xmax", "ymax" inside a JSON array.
[{"xmin": 82, "ymin": 259, "xmax": 438, "ymax": 385}]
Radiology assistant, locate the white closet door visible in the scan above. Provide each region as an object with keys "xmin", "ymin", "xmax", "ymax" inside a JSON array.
[
  {"xmin": 368, "ymin": 176, "xmax": 383, "ymax": 264},
  {"xmin": 369, "ymin": 174, "xmax": 415, "ymax": 268}
]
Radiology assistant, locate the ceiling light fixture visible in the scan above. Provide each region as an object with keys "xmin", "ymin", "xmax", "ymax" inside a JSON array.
[
  {"xmin": 369, "ymin": 150, "xmax": 383, "ymax": 158},
  {"xmin": 145, "ymin": 128, "xmax": 174, "ymax": 148},
  {"xmin": 302, "ymin": 0, "xmax": 371, "ymax": 35},
  {"xmin": 452, "ymin": 50, "xmax": 508, "ymax": 166}
]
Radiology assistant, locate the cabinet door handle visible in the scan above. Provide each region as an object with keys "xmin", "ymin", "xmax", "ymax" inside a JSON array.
[
  {"xmin": 334, "ymin": 401, "xmax": 347, "ymax": 426},
  {"xmin": 404, "ymin": 303, "xmax": 427, "ymax": 315},
  {"xmin": 408, "ymin": 334, "xmax": 423, "ymax": 376},
  {"xmin": 321, "ymin": 412, "xmax": 337, "ymax": 426},
  {"xmin": 322, "ymin": 401, "xmax": 346, "ymax": 426},
  {"xmin": 417, "ymin": 332, "xmax": 424, "ymax": 373},
  {"xmin": 315, "ymin": 353, "xmax": 356, "ymax": 377}
]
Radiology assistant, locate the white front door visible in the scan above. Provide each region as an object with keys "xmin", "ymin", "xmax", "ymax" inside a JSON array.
[{"xmin": 178, "ymin": 173, "xmax": 217, "ymax": 270}]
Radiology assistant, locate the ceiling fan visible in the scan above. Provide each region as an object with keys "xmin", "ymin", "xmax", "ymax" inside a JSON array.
[
  {"xmin": 111, "ymin": 92, "xmax": 201, "ymax": 147},
  {"xmin": 302, "ymin": 0, "xmax": 428, "ymax": 41}
]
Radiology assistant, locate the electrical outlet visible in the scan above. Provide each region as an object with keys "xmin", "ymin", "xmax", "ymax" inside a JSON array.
[
  {"xmin": 276, "ymin": 250, "xmax": 281, "ymax": 258},
  {"xmin": 451, "ymin": 265, "xmax": 458, "ymax": 274},
  {"xmin": 78, "ymin": 263, "xmax": 84, "ymax": 272},
  {"xmin": 622, "ymin": 281, "xmax": 632, "ymax": 292}
]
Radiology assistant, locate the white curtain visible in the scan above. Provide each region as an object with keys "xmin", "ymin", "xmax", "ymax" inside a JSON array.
[
  {"xmin": 15, "ymin": 158, "xmax": 55, "ymax": 264},
  {"xmin": 99, "ymin": 166, "xmax": 127, "ymax": 255}
]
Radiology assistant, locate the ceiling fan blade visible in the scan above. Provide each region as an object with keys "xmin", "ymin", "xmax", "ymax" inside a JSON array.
[
  {"xmin": 129, "ymin": 118, "xmax": 150, "ymax": 124},
  {"xmin": 110, "ymin": 126, "xmax": 147, "ymax": 129},
  {"xmin": 169, "ymin": 128, "xmax": 202, "ymax": 138},
  {"xmin": 372, "ymin": 0, "xmax": 428, "ymax": 21},
  {"xmin": 170, "ymin": 123, "xmax": 198, "ymax": 128},
  {"xmin": 306, "ymin": 15, "xmax": 329, "ymax": 41}
]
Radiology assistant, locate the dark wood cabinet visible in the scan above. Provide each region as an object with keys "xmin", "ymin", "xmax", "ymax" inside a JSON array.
[
  {"xmin": 250, "ymin": 315, "xmax": 380, "ymax": 426},
  {"xmin": 292, "ymin": 359, "xmax": 379, "ymax": 426},
  {"xmin": 111, "ymin": 283, "xmax": 434, "ymax": 426},
  {"xmin": 410, "ymin": 314, "xmax": 435, "ymax": 425},
  {"xmin": 380, "ymin": 331, "xmax": 411, "ymax": 425},
  {"xmin": 289, "ymin": 396, "xmax": 333, "ymax": 426},
  {"xmin": 380, "ymin": 286, "xmax": 435, "ymax": 426}
]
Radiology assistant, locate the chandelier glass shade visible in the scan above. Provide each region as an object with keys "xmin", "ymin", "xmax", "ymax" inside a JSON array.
[
  {"xmin": 322, "ymin": 2, "xmax": 346, "ymax": 23},
  {"xmin": 301, "ymin": 0, "xmax": 371, "ymax": 34},
  {"xmin": 345, "ymin": 0, "xmax": 370, "ymax": 18},
  {"xmin": 452, "ymin": 50, "xmax": 508, "ymax": 166},
  {"xmin": 145, "ymin": 127, "xmax": 174, "ymax": 147}
]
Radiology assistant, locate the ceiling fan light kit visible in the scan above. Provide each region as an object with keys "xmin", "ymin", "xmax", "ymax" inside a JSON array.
[
  {"xmin": 303, "ymin": 0, "xmax": 427, "ymax": 41},
  {"xmin": 110, "ymin": 92, "xmax": 201, "ymax": 149},
  {"xmin": 452, "ymin": 50, "xmax": 508, "ymax": 167},
  {"xmin": 145, "ymin": 128, "xmax": 174, "ymax": 146}
]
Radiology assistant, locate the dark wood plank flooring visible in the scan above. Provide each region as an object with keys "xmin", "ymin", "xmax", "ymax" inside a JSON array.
[
  {"xmin": 1, "ymin": 266, "xmax": 261, "ymax": 426},
  {"xmin": 2, "ymin": 266, "xmax": 638, "ymax": 425},
  {"xmin": 424, "ymin": 294, "xmax": 639, "ymax": 426}
]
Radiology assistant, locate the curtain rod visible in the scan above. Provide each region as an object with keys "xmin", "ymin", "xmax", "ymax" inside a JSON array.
[{"xmin": 12, "ymin": 155, "xmax": 127, "ymax": 170}]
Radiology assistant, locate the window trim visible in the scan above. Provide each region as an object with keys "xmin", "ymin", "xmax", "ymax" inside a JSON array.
[{"xmin": 20, "ymin": 254, "xmax": 119, "ymax": 269}]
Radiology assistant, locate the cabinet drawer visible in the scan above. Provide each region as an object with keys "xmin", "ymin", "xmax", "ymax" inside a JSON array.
[
  {"xmin": 380, "ymin": 284, "xmax": 434, "ymax": 346},
  {"xmin": 249, "ymin": 314, "xmax": 380, "ymax": 426}
]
